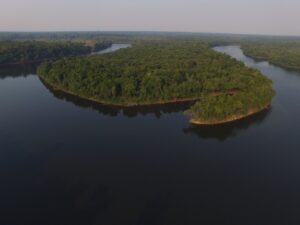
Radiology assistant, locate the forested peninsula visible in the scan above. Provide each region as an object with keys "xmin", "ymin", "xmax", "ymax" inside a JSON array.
[{"xmin": 38, "ymin": 39, "xmax": 275, "ymax": 125}]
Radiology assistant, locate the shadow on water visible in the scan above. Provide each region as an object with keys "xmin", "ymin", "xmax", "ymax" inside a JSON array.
[
  {"xmin": 0, "ymin": 63, "xmax": 38, "ymax": 79},
  {"xmin": 183, "ymin": 108, "xmax": 271, "ymax": 141},
  {"xmin": 0, "ymin": 61, "xmax": 273, "ymax": 142},
  {"xmin": 40, "ymin": 77, "xmax": 271, "ymax": 141},
  {"xmin": 39, "ymin": 77, "xmax": 195, "ymax": 118}
]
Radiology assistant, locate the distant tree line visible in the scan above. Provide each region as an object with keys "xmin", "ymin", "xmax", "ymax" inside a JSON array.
[
  {"xmin": 241, "ymin": 42, "xmax": 300, "ymax": 70},
  {"xmin": 0, "ymin": 40, "xmax": 112, "ymax": 65}
]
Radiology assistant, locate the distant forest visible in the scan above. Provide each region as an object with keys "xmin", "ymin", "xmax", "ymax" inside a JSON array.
[
  {"xmin": 0, "ymin": 40, "xmax": 112, "ymax": 65},
  {"xmin": 241, "ymin": 42, "xmax": 300, "ymax": 70}
]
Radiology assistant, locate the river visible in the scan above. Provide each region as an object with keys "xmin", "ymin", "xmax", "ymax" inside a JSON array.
[
  {"xmin": 94, "ymin": 43, "xmax": 131, "ymax": 54},
  {"xmin": 1, "ymin": 45, "xmax": 300, "ymax": 225}
]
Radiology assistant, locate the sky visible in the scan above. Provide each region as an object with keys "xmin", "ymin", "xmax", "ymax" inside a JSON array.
[{"xmin": 1, "ymin": 0, "xmax": 300, "ymax": 36}]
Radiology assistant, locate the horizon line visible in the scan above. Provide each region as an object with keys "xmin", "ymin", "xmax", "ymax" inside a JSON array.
[{"xmin": 0, "ymin": 30, "xmax": 300, "ymax": 38}]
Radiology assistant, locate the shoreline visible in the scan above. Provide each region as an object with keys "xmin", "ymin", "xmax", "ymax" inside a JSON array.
[
  {"xmin": 190, "ymin": 103, "xmax": 271, "ymax": 126},
  {"xmin": 40, "ymin": 76, "xmax": 272, "ymax": 125},
  {"xmin": 241, "ymin": 51, "xmax": 300, "ymax": 71},
  {"xmin": 39, "ymin": 76, "xmax": 201, "ymax": 107}
]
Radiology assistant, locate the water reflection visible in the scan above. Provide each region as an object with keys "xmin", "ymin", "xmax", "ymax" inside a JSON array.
[
  {"xmin": 0, "ymin": 50, "xmax": 274, "ymax": 143},
  {"xmin": 0, "ymin": 63, "xmax": 38, "ymax": 79},
  {"xmin": 40, "ymin": 77, "xmax": 271, "ymax": 141},
  {"xmin": 183, "ymin": 108, "xmax": 271, "ymax": 141},
  {"xmin": 40, "ymin": 77, "xmax": 195, "ymax": 118}
]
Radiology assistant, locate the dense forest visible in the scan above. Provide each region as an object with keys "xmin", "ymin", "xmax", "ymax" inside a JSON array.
[
  {"xmin": 38, "ymin": 39, "xmax": 275, "ymax": 124},
  {"xmin": 242, "ymin": 42, "xmax": 300, "ymax": 70},
  {"xmin": 0, "ymin": 40, "xmax": 112, "ymax": 65}
]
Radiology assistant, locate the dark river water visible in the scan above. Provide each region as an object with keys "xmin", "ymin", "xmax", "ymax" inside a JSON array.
[{"xmin": 1, "ymin": 45, "xmax": 300, "ymax": 225}]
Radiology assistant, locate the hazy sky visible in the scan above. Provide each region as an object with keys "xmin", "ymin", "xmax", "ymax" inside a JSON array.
[{"xmin": 1, "ymin": 0, "xmax": 300, "ymax": 35}]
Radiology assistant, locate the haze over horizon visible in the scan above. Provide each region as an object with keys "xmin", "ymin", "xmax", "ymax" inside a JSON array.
[{"xmin": 1, "ymin": 0, "xmax": 300, "ymax": 36}]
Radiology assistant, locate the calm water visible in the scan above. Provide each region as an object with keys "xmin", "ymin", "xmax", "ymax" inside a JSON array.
[
  {"xmin": 1, "ymin": 46, "xmax": 300, "ymax": 225},
  {"xmin": 94, "ymin": 43, "xmax": 131, "ymax": 55}
]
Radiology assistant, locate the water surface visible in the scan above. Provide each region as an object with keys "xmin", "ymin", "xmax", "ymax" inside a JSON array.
[
  {"xmin": 94, "ymin": 43, "xmax": 131, "ymax": 54},
  {"xmin": 1, "ymin": 46, "xmax": 300, "ymax": 225}
]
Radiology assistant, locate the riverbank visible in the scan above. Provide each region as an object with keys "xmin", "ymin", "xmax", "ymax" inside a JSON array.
[
  {"xmin": 240, "ymin": 44, "xmax": 300, "ymax": 71},
  {"xmin": 41, "ymin": 76, "xmax": 272, "ymax": 126},
  {"xmin": 243, "ymin": 52, "xmax": 300, "ymax": 71}
]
